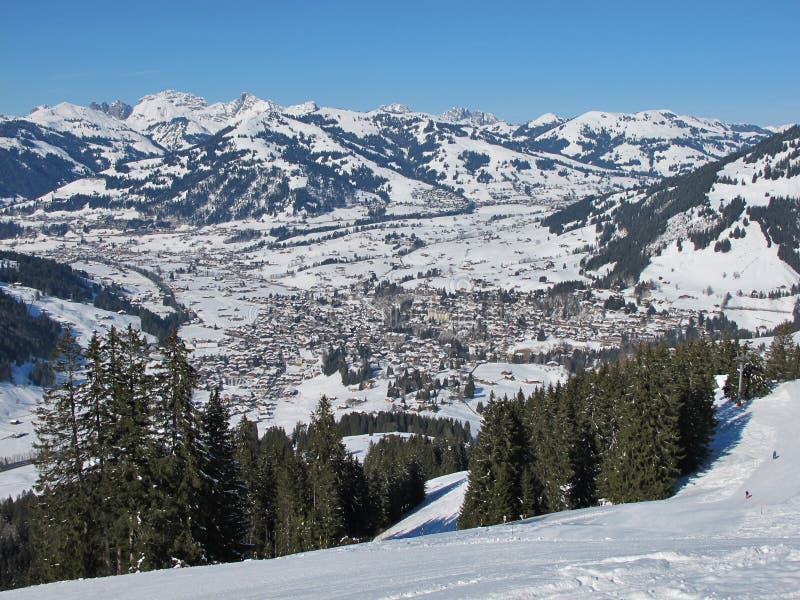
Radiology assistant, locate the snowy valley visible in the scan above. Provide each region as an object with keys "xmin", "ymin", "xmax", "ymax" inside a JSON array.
[{"xmin": 0, "ymin": 90, "xmax": 799, "ymax": 598}]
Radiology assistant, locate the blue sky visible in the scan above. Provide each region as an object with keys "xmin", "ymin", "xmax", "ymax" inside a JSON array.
[{"xmin": 2, "ymin": 0, "xmax": 798, "ymax": 125}]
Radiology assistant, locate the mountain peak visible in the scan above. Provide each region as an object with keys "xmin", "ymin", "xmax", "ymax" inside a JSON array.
[
  {"xmin": 440, "ymin": 107, "xmax": 499, "ymax": 126},
  {"xmin": 220, "ymin": 92, "xmax": 278, "ymax": 118},
  {"xmin": 126, "ymin": 90, "xmax": 210, "ymax": 131},
  {"xmin": 527, "ymin": 112, "xmax": 562, "ymax": 128},
  {"xmin": 378, "ymin": 103, "xmax": 411, "ymax": 115},
  {"xmin": 284, "ymin": 100, "xmax": 318, "ymax": 115},
  {"xmin": 138, "ymin": 89, "xmax": 209, "ymax": 108},
  {"xmin": 89, "ymin": 100, "xmax": 133, "ymax": 120},
  {"xmin": 766, "ymin": 123, "xmax": 797, "ymax": 133}
]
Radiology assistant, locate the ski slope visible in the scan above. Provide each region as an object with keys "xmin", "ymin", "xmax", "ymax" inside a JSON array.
[
  {"xmin": 5, "ymin": 381, "xmax": 800, "ymax": 598},
  {"xmin": 375, "ymin": 470, "xmax": 468, "ymax": 541}
]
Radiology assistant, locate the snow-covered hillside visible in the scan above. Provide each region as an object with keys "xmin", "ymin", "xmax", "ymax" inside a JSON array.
[
  {"xmin": 533, "ymin": 109, "xmax": 770, "ymax": 176},
  {"xmin": 27, "ymin": 103, "xmax": 161, "ymax": 164},
  {"xmin": 5, "ymin": 381, "xmax": 800, "ymax": 599},
  {"xmin": 546, "ymin": 125, "xmax": 800, "ymax": 324}
]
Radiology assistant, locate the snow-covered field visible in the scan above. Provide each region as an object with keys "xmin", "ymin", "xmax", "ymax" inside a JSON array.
[{"xmin": 5, "ymin": 381, "xmax": 800, "ymax": 599}]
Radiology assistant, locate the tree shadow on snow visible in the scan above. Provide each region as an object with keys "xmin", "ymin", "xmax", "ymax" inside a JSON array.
[
  {"xmin": 385, "ymin": 478, "xmax": 465, "ymax": 540},
  {"xmin": 674, "ymin": 398, "xmax": 752, "ymax": 492}
]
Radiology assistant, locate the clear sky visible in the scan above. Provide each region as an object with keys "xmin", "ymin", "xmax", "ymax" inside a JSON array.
[{"xmin": 2, "ymin": 0, "xmax": 798, "ymax": 125}]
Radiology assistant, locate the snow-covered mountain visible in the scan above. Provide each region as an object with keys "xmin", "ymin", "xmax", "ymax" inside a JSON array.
[
  {"xmin": 533, "ymin": 109, "xmax": 770, "ymax": 176},
  {"xmin": 439, "ymin": 106, "xmax": 499, "ymax": 126},
  {"xmin": 0, "ymin": 91, "xmax": 778, "ymax": 224},
  {"xmin": 27, "ymin": 102, "xmax": 162, "ymax": 164},
  {"xmin": 548, "ymin": 125, "xmax": 800, "ymax": 295},
  {"xmin": 6, "ymin": 381, "xmax": 800, "ymax": 599},
  {"xmin": 125, "ymin": 90, "xmax": 280, "ymax": 151},
  {"xmin": 0, "ymin": 117, "xmax": 102, "ymax": 200}
]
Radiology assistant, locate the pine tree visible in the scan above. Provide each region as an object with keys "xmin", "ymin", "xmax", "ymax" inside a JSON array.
[
  {"xmin": 79, "ymin": 332, "xmax": 114, "ymax": 575},
  {"xmin": 146, "ymin": 330, "xmax": 204, "ymax": 567},
  {"xmin": 723, "ymin": 349, "xmax": 771, "ymax": 402},
  {"xmin": 301, "ymin": 396, "xmax": 348, "ymax": 549},
  {"xmin": 566, "ymin": 370, "xmax": 600, "ymax": 508},
  {"xmin": 672, "ymin": 340, "xmax": 716, "ymax": 475},
  {"xmin": 463, "ymin": 373, "xmax": 475, "ymax": 398},
  {"xmin": 271, "ymin": 433, "xmax": 311, "ymax": 556},
  {"xmin": 103, "ymin": 326, "xmax": 155, "ymax": 573},
  {"xmin": 459, "ymin": 396, "xmax": 526, "ymax": 528},
  {"xmin": 33, "ymin": 328, "xmax": 91, "ymax": 581},
  {"xmin": 765, "ymin": 322, "xmax": 800, "ymax": 381},
  {"xmin": 525, "ymin": 383, "xmax": 575, "ymax": 514},
  {"xmin": 233, "ymin": 416, "xmax": 264, "ymax": 556},
  {"xmin": 599, "ymin": 347, "xmax": 681, "ymax": 503},
  {"xmin": 199, "ymin": 389, "xmax": 246, "ymax": 562}
]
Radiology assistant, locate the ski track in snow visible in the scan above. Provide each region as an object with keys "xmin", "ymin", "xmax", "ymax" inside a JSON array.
[{"xmin": 4, "ymin": 381, "xmax": 800, "ymax": 598}]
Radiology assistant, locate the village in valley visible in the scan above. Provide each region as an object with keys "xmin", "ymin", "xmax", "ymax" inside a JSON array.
[{"xmin": 1, "ymin": 201, "xmax": 747, "ymax": 439}]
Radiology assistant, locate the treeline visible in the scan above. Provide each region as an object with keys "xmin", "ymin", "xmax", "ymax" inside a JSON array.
[
  {"xmin": 747, "ymin": 196, "xmax": 800, "ymax": 274},
  {"xmin": 337, "ymin": 410, "xmax": 472, "ymax": 444},
  {"xmin": 27, "ymin": 326, "xmax": 246, "ymax": 583},
  {"xmin": 236, "ymin": 410, "xmax": 465, "ymax": 560},
  {"xmin": 0, "ymin": 493, "xmax": 37, "ymax": 590},
  {"xmin": 0, "ymin": 292, "xmax": 62, "ymax": 381},
  {"xmin": 0, "ymin": 250, "xmax": 95, "ymax": 301},
  {"xmin": 93, "ymin": 286, "xmax": 191, "ymax": 341},
  {"xmin": 460, "ymin": 339, "xmax": 729, "ymax": 528},
  {"xmin": 233, "ymin": 399, "xmax": 374, "ymax": 560},
  {"xmin": 561, "ymin": 127, "xmax": 800, "ymax": 287},
  {"xmin": 320, "ymin": 344, "xmax": 372, "ymax": 386},
  {"xmin": 0, "ymin": 250, "xmax": 190, "ymax": 343},
  {"xmin": 721, "ymin": 323, "xmax": 800, "ymax": 400},
  {"xmin": 299, "ymin": 414, "xmax": 469, "ymax": 482},
  {"xmin": 0, "ymin": 221, "xmax": 29, "ymax": 239},
  {"xmin": 461, "ymin": 331, "xmax": 800, "ymax": 529},
  {"xmin": 1, "ymin": 327, "xmax": 458, "ymax": 590}
]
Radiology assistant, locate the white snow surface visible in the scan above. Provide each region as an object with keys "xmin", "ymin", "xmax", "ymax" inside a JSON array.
[
  {"xmin": 375, "ymin": 470, "xmax": 468, "ymax": 541},
  {"xmin": 6, "ymin": 381, "xmax": 800, "ymax": 598},
  {"xmin": 0, "ymin": 464, "xmax": 36, "ymax": 501}
]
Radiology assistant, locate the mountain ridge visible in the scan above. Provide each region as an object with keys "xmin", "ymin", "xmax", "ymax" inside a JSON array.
[{"xmin": 0, "ymin": 91, "xmax": 786, "ymax": 228}]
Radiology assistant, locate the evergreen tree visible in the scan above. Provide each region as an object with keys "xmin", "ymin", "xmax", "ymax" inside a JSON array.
[
  {"xmin": 525, "ymin": 383, "xmax": 575, "ymax": 513},
  {"xmin": 200, "ymin": 389, "xmax": 246, "ymax": 562},
  {"xmin": 78, "ymin": 332, "xmax": 115, "ymax": 576},
  {"xmin": 460, "ymin": 396, "xmax": 526, "ymax": 528},
  {"xmin": 0, "ymin": 493, "xmax": 38, "ymax": 591},
  {"xmin": 146, "ymin": 330, "xmax": 204, "ymax": 567},
  {"xmin": 463, "ymin": 373, "xmax": 475, "ymax": 398},
  {"xmin": 272, "ymin": 433, "xmax": 312, "ymax": 556},
  {"xmin": 672, "ymin": 340, "xmax": 716, "ymax": 475},
  {"xmin": 723, "ymin": 349, "xmax": 771, "ymax": 402},
  {"xmin": 33, "ymin": 328, "xmax": 91, "ymax": 581},
  {"xmin": 765, "ymin": 322, "xmax": 800, "ymax": 381},
  {"xmin": 98, "ymin": 326, "xmax": 156, "ymax": 573},
  {"xmin": 364, "ymin": 436, "xmax": 424, "ymax": 530},
  {"xmin": 301, "ymin": 396, "xmax": 349, "ymax": 549},
  {"xmin": 566, "ymin": 370, "xmax": 601, "ymax": 508},
  {"xmin": 234, "ymin": 416, "xmax": 268, "ymax": 557},
  {"xmin": 599, "ymin": 347, "xmax": 681, "ymax": 503}
]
